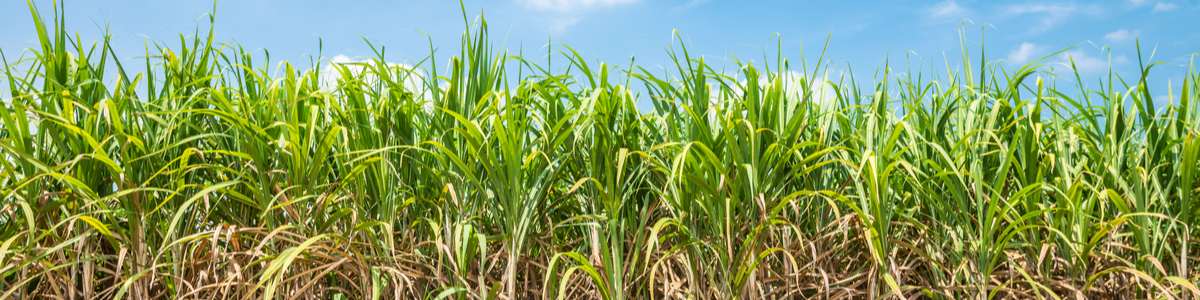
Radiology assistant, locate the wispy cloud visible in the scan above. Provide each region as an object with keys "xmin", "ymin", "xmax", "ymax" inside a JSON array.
[
  {"xmin": 1007, "ymin": 42, "xmax": 1041, "ymax": 64},
  {"xmin": 547, "ymin": 16, "xmax": 581, "ymax": 35},
  {"xmin": 320, "ymin": 55, "xmax": 429, "ymax": 100},
  {"xmin": 1007, "ymin": 43, "xmax": 1115, "ymax": 74},
  {"xmin": 1132, "ymin": 0, "xmax": 1180, "ymax": 12},
  {"xmin": 674, "ymin": 0, "xmax": 709, "ymax": 10},
  {"xmin": 518, "ymin": 0, "xmax": 640, "ymax": 34},
  {"xmin": 929, "ymin": 0, "xmax": 968, "ymax": 19},
  {"xmin": 1153, "ymin": 2, "xmax": 1178, "ymax": 12},
  {"xmin": 1003, "ymin": 3, "xmax": 1101, "ymax": 32},
  {"xmin": 518, "ymin": 0, "xmax": 639, "ymax": 13},
  {"xmin": 1104, "ymin": 29, "xmax": 1139, "ymax": 42},
  {"xmin": 1059, "ymin": 50, "xmax": 1108, "ymax": 74}
]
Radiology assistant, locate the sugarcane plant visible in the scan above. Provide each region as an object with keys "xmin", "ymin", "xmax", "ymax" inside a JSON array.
[{"xmin": 2, "ymin": 1, "xmax": 1199, "ymax": 299}]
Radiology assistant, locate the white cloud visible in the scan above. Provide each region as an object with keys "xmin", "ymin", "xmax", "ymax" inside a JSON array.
[
  {"xmin": 1006, "ymin": 43, "xmax": 1114, "ymax": 74},
  {"xmin": 675, "ymin": 0, "xmax": 709, "ymax": 10},
  {"xmin": 320, "ymin": 55, "xmax": 430, "ymax": 106},
  {"xmin": 1114, "ymin": 54, "xmax": 1131, "ymax": 65},
  {"xmin": 548, "ymin": 16, "xmax": 582, "ymax": 35},
  {"xmin": 1128, "ymin": 0, "xmax": 1150, "ymax": 6},
  {"xmin": 1059, "ymin": 50, "xmax": 1107, "ymax": 74},
  {"xmin": 1004, "ymin": 3, "xmax": 1100, "ymax": 32},
  {"xmin": 518, "ymin": 0, "xmax": 639, "ymax": 34},
  {"xmin": 1104, "ymin": 29, "xmax": 1139, "ymax": 42},
  {"xmin": 1007, "ymin": 42, "xmax": 1041, "ymax": 64},
  {"xmin": 518, "ymin": 0, "xmax": 639, "ymax": 13},
  {"xmin": 929, "ymin": 0, "xmax": 968, "ymax": 19},
  {"xmin": 714, "ymin": 71, "xmax": 838, "ymax": 111},
  {"xmin": 781, "ymin": 71, "xmax": 838, "ymax": 110},
  {"xmin": 1153, "ymin": 2, "xmax": 1178, "ymax": 12}
]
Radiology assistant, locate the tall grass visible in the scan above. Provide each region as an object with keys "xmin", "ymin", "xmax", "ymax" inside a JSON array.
[{"xmin": 2, "ymin": 2, "xmax": 1199, "ymax": 299}]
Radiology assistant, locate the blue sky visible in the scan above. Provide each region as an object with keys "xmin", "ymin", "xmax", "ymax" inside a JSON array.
[{"xmin": 1, "ymin": 0, "xmax": 1197, "ymax": 97}]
